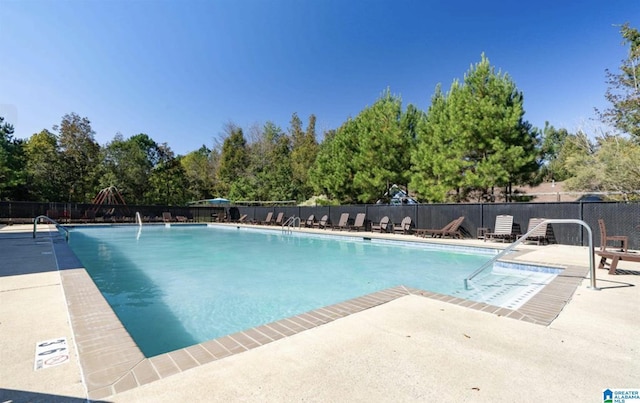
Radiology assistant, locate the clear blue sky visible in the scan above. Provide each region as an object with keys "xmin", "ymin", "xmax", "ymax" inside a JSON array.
[{"xmin": 2, "ymin": 0, "xmax": 638, "ymax": 155}]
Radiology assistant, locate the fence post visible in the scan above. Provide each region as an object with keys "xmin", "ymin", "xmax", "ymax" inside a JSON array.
[{"xmin": 579, "ymin": 202, "xmax": 584, "ymax": 246}]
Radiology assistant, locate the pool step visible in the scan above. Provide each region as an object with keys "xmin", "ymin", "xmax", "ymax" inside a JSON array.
[{"xmin": 456, "ymin": 269, "xmax": 556, "ymax": 310}]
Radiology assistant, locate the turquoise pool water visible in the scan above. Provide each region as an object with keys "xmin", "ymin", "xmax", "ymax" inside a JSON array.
[{"xmin": 66, "ymin": 225, "xmax": 558, "ymax": 357}]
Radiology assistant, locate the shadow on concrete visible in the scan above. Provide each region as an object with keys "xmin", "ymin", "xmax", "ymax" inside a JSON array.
[
  {"xmin": 0, "ymin": 229, "xmax": 84, "ymax": 277},
  {"xmin": 0, "ymin": 388, "xmax": 110, "ymax": 403},
  {"xmin": 0, "ymin": 232, "xmax": 65, "ymax": 277},
  {"xmin": 611, "ymin": 268, "xmax": 640, "ymax": 276},
  {"xmin": 595, "ymin": 278, "xmax": 637, "ymax": 290}
]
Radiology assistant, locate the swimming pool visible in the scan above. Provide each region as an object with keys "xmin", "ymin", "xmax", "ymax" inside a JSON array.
[{"xmin": 66, "ymin": 224, "xmax": 559, "ymax": 357}]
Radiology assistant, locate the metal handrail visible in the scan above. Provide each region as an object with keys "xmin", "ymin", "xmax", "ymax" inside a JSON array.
[
  {"xmin": 136, "ymin": 211, "xmax": 143, "ymax": 227},
  {"xmin": 33, "ymin": 215, "xmax": 69, "ymax": 241},
  {"xmin": 282, "ymin": 216, "xmax": 301, "ymax": 234},
  {"xmin": 464, "ymin": 219, "xmax": 596, "ymax": 290}
]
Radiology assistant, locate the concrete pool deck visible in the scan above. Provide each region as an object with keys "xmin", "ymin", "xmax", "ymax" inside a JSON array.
[{"xmin": 1, "ymin": 223, "xmax": 638, "ymax": 402}]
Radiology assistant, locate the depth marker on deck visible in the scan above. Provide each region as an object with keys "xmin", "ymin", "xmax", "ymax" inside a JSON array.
[{"xmin": 34, "ymin": 337, "xmax": 69, "ymax": 370}]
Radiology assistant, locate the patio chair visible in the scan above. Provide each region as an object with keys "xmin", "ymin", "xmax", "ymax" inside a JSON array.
[
  {"xmin": 236, "ymin": 214, "xmax": 248, "ymax": 223},
  {"xmin": 162, "ymin": 212, "xmax": 174, "ymax": 223},
  {"xmin": 260, "ymin": 212, "xmax": 273, "ymax": 225},
  {"xmin": 393, "ymin": 216, "xmax": 412, "ymax": 235},
  {"xmin": 485, "ymin": 215, "xmax": 516, "ymax": 242},
  {"xmin": 349, "ymin": 213, "xmax": 366, "ymax": 231},
  {"xmin": 598, "ymin": 219, "xmax": 628, "ymax": 252},
  {"xmin": 416, "ymin": 216, "xmax": 464, "ymax": 239},
  {"xmin": 517, "ymin": 218, "xmax": 550, "ymax": 245},
  {"xmin": 332, "ymin": 213, "xmax": 350, "ymax": 230},
  {"xmin": 371, "ymin": 216, "xmax": 390, "ymax": 233},
  {"xmin": 274, "ymin": 212, "xmax": 285, "ymax": 226},
  {"xmin": 304, "ymin": 214, "xmax": 315, "ymax": 227},
  {"xmin": 314, "ymin": 214, "xmax": 330, "ymax": 229}
]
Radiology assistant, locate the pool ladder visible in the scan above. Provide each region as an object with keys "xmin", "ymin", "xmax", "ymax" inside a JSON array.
[
  {"xmin": 282, "ymin": 216, "xmax": 301, "ymax": 234},
  {"xmin": 33, "ymin": 215, "xmax": 69, "ymax": 241}
]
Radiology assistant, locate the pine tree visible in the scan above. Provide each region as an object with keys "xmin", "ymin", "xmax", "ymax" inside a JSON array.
[
  {"xmin": 411, "ymin": 55, "xmax": 539, "ymax": 202},
  {"xmin": 350, "ymin": 90, "xmax": 409, "ymax": 203},
  {"xmin": 598, "ymin": 23, "xmax": 640, "ymax": 139}
]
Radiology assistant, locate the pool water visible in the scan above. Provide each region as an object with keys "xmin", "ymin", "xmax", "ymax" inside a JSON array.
[{"xmin": 66, "ymin": 225, "xmax": 557, "ymax": 357}]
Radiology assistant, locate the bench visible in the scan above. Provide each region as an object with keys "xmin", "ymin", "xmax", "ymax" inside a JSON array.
[{"xmin": 595, "ymin": 250, "xmax": 640, "ymax": 274}]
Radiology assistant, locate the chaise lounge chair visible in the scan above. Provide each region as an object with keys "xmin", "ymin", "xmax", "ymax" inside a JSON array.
[
  {"xmin": 598, "ymin": 219, "xmax": 628, "ymax": 252},
  {"xmin": 485, "ymin": 215, "xmax": 516, "ymax": 242},
  {"xmin": 313, "ymin": 214, "xmax": 329, "ymax": 229},
  {"xmin": 260, "ymin": 212, "xmax": 274, "ymax": 225},
  {"xmin": 332, "ymin": 213, "xmax": 350, "ymax": 231},
  {"xmin": 371, "ymin": 216, "xmax": 390, "ymax": 233},
  {"xmin": 517, "ymin": 218, "xmax": 550, "ymax": 245},
  {"xmin": 162, "ymin": 212, "xmax": 175, "ymax": 223},
  {"xmin": 349, "ymin": 213, "xmax": 366, "ymax": 231},
  {"xmin": 416, "ymin": 216, "xmax": 465, "ymax": 239},
  {"xmin": 274, "ymin": 212, "xmax": 285, "ymax": 226}
]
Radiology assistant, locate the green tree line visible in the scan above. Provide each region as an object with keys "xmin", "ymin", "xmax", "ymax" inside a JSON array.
[{"xmin": 1, "ymin": 26, "xmax": 639, "ymax": 205}]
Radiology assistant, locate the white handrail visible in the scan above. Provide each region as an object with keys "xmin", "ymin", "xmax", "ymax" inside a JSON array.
[
  {"xmin": 464, "ymin": 219, "xmax": 596, "ymax": 290},
  {"xmin": 136, "ymin": 211, "xmax": 143, "ymax": 227},
  {"xmin": 33, "ymin": 215, "xmax": 69, "ymax": 241}
]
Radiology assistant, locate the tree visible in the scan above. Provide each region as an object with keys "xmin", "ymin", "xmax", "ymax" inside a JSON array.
[
  {"xmin": 247, "ymin": 121, "xmax": 293, "ymax": 202},
  {"xmin": 410, "ymin": 54, "xmax": 539, "ymax": 202},
  {"xmin": 563, "ymin": 133, "xmax": 640, "ymax": 199},
  {"xmin": 217, "ymin": 125, "xmax": 249, "ymax": 199},
  {"xmin": 24, "ymin": 129, "xmax": 66, "ymax": 201},
  {"xmin": 595, "ymin": 136, "xmax": 640, "ymax": 197},
  {"xmin": 55, "ymin": 113, "xmax": 101, "ymax": 202},
  {"xmin": 181, "ymin": 145, "xmax": 217, "ymax": 202},
  {"xmin": 101, "ymin": 133, "xmax": 161, "ymax": 204},
  {"xmin": 145, "ymin": 143, "xmax": 189, "ymax": 205},
  {"xmin": 309, "ymin": 120, "xmax": 359, "ymax": 203},
  {"xmin": 352, "ymin": 90, "xmax": 416, "ymax": 203},
  {"xmin": 290, "ymin": 113, "xmax": 319, "ymax": 202},
  {"xmin": 0, "ymin": 116, "xmax": 28, "ymax": 200},
  {"xmin": 538, "ymin": 122, "xmax": 571, "ymax": 182},
  {"xmin": 598, "ymin": 23, "xmax": 640, "ymax": 139},
  {"xmin": 560, "ymin": 131, "xmax": 598, "ymax": 192},
  {"xmin": 410, "ymin": 85, "xmax": 462, "ymax": 202}
]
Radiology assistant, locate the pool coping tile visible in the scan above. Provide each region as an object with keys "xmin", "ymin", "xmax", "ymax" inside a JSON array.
[
  {"xmin": 149, "ymin": 354, "xmax": 180, "ymax": 378},
  {"xmin": 200, "ymin": 339, "xmax": 232, "ymax": 359}
]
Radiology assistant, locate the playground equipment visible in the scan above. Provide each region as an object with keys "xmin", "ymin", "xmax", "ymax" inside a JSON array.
[{"xmin": 91, "ymin": 186, "xmax": 129, "ymax": 214}]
